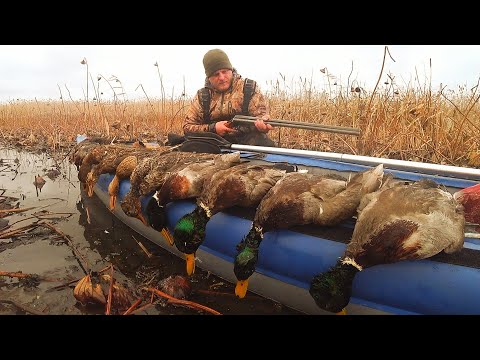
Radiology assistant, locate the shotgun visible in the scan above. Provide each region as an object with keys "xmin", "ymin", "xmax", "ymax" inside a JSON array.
[{"xmin": 230, "ymin": 115, "xmax": 361, "ymax": 136}]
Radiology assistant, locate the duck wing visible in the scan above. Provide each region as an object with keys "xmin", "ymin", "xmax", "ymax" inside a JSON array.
[
  {"xmin": 158, "ymin": 152, "xmax": 241, "ymax": 204},
  {"xmin": 345, "ymin": 178, "xmax": 465, "ymax": 269},
  {"xmin": 199, "ymin": 163, "xmax": 286, "ymax": 214},
  {"xmin": 253, "ymin": 172, "xmax": 347, "ymax": 231}
]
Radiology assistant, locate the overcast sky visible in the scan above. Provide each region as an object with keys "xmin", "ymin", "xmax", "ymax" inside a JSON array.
[{"xmin": 1, "ymin": 45, "xmax": 479, "ymax": 103}]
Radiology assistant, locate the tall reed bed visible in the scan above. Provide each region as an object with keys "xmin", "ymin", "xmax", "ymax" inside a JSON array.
[{"xmin": 0, "ymin": 60, "xmax": 479, "ymax": 167}]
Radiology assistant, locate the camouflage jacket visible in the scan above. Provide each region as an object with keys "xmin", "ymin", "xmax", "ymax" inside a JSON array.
[{"xmin": 183, "ymin": 73, "xmax": 268, "ymax": 134}]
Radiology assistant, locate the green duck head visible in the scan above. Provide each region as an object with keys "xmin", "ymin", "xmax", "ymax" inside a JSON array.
[
  {"xmin": 233, "ymin": 226, "xmax": 263, "ymax": 298},
  {"xmin": 173, "ymin": 206, "xmax": 210, "ymax": 275},
  {"xmin": 309, "ymin": 260, "xmax": 359, "ymax": 313}
]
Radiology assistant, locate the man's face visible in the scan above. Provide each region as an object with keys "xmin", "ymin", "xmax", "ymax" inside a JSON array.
[{"xmin": 208, "ymin": 69, "xmax": 233, "ymax": 92}]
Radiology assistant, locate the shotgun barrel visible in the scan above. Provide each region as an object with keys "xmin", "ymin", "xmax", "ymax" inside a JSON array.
[{"xmin": 231, "ymin": 115, "xmax": 361, "ymax": 136}]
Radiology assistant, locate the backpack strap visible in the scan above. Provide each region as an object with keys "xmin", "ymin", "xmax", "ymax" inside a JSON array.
[
  {"xmin": 242, "ymin": 78, "xmax": 257, "ymax": 115},
  {"xmin": 198, "ymin": 88, "xmax": 211, "ymax": 123},
  {"xmin": 199, "ymin": 78, "xmax": 256, "ymax": 122}
]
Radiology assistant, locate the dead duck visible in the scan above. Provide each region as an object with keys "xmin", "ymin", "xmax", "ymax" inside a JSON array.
[
  {"xmin": 107, "ymin": 147, "xmax": 174, "ymax": 211},
  {"xmin": 85, "ymin": 145, "xmax": 165, "ymax": 197},
  {"xmin": 145, "ymin": 152, "xmax": 242, "ymax": 244},
  {"xmin": 233, "ymin": 164, "xmax": 385, "ymax": 299},
  {"xmin": 308, "ymin": 178, "xmax": 479, "ymax": 314},
  {"xmin": 78, "ymin": 142, "xmax": 148, "ymax": 184},
  {"xmin": 120, "ymin": 151, "xmax": 218, "ymax": 235},
  {"xmin": 70, "ymin": 137, "xmax": 111, "ymax": 171},
  {"xmin": 173, "ymin": 162, "xmax": 297, "ymax": 276}
]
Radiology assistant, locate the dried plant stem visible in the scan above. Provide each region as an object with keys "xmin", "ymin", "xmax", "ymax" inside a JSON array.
[
  {"xmin": 40, "ymin": 221, "xmax": 90, "ymax": 275},
  {"xmin": 105, "ymin": 264, "xmax": 114, "ymax": 315},
  {"xmin": 0, "ymin": 206, "xmax": 35, "ymax": 214},
  {"xmin": 123, "ymin": 298, "xmax": 143, "ymax": 315},
  {"xmin": 0, "ymin": 271, "xmax": 59, "ymax": 282},
  {"xmin": 145, "ymin": 287, "xmax": 222, "ymax": 315}
]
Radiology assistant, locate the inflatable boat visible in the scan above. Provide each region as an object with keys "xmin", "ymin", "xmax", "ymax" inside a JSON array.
[{"xmin": 84, "ymin": 136, "xmax": 480, "ymax": 315}]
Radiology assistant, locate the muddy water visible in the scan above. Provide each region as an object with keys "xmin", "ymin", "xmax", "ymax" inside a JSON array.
[{"xmin": 0, "ymin": 146, "xmax": 302, "ymax": 315}]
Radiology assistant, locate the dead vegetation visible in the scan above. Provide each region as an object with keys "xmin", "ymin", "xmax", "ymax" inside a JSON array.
[{"xmin": 0, "ymin": 47, "xmax": 479, "ymax": 166}]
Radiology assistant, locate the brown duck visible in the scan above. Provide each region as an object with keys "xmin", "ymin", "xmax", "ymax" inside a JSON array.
[
  {"xmin": 70, "ymin": 137, "xmax": 111, "ymax": 171},
  {"xmin": 233, "ymin": 165, "xmax": 385, "ymax": 299},
  {"xmin": 145, "ymin": 152, "xmax": 242, "ymax": 245},
  {"xmin": 120, "ymin": 151, "xmax": 218, "ymax": 241},
  {"xmin": 308, "ymin": 177, "xmax": 479, "ymax": 314},
  {"xmin": 173, "ymin": 162, "xmax": 297, "ymax": 276},
  {"xmin": 78, "ymin": 142, "xmax": 151, "ymax": 184},
  {"xmin": 85, "ymin": 144, "xmax": 166, "ymax": 197},
  {"xmin": 107, "ymin": 146, "xmax": 175, "ymax": 211}
]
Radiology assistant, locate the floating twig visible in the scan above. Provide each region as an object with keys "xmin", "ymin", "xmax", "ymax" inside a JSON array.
[
  {"xmin": 33, "ymin": 210, "xmax": 74, "ymax": 220},
  {"xmin": 145, "ymin": 287, "xmax": 222, "ymax": 315},
  {"xmin": 128, "ymin": 302, "xmax": 154, "ymax": 315},
  {"xmin": 0, "ymin": 270, "xmax": 60, "ymax": 282},
  {"xmin": 0, "ymin": 206, "xmax": 35, "ymax": 215},
  {"xmin": 46, "ymin": 265, "xmax": 112, "ymax": 292},
  {"xmin": 123, "ymin": 298, "xmax": 143, "ymax": 315},
  {"xmin": 132, "ymin": 235, "xmax": 153, "ymax": 258},
  {"xmin": 0, "ymin": 223, "xmax": 39, "ymax": 239},
  {"xmin": 105, "ymin": 264, "xmax": 114, "ymax": 315},
  {"xmin": 40, "ymin": 221, "xmax": 90, "ymax": 275}
]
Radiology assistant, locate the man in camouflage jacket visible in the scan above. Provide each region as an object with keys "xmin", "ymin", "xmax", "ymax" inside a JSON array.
[{"xmin": 183, "ymin": 49, "xmax": 275, "ymax": 147}]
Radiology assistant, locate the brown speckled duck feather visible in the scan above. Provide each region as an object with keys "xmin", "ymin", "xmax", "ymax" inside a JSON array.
[
  {"xmin": 200, "ymin": 162, "xmax": 288, "ymax": 213},
  {"xmin": 154, "ymin": 152, "xmax": 242, "ymax": 209},
  {"xmin": 233, "ymin": 164, "xmax": 385, "ymax": 298},
  {"xmin": 173, "ymin": 162, "xmax": 292, "ymax": 275},
  {"xmin": 120, "ymin": 151, "xmax": 217, "ymax": 223},
  {"xmin": 309, "ymin": 177, "xmax": 468, "ymax": 313},
  {"xmin": 85, "ymin": 145, "xmax": 167, "ymax": 197},
  {"xmin": 145, "ymin": 152, "xmax": 242, "ymax": 246}
]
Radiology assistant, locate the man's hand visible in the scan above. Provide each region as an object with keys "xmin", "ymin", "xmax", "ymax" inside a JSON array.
[
  {"xmin": 254, "ymin": 115, "xmax": 273, "ymax": 133},
  {"xmin": 215, "ymin": 121, "xmax": 238, "ymax": 136}
]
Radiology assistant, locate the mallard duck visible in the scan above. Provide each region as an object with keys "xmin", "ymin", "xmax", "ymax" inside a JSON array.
[
  {"xmin": 173, "ymin": 162, "xmax": 295, "ymax": 275},
  {"xmin": 308, "ymin": 178, "xmax": 476, "ymax": 313},
  {"xmin": 78, "ymin": 143, "xmax": 146, "ymax": 184},
  {"xmin": 107, "ymin": 147, "xmax": 172, "ymax": 211},
  {"xmin": 70, "ymin": 137, "xmax": 111, "ymax": 171},
  {"xmin": 233, "ymin": 164, "xmax": 385, "ymax": 299},
  {"xmin": 120, "ymin": 151, "xmax": 217, "ymax": 231},
  {"xmin": 85, "ymin": 145, "xmax": 165, "ymax": 197},
  {"xmin": 77, "ymin": 140, "xmax": 157, "ymax": 183},
  {"xmin": 145, "ymin": 152, "xmax": 242, "ymax": 245}
]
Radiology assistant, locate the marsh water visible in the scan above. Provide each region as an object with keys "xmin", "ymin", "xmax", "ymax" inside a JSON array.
[{"xmin": 0, "ymin": 145, "xmax": 301, "ymax": 315}]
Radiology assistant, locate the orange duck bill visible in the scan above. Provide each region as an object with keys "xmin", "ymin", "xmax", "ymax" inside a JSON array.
[
  {"xmin": 109, "ymin": 195, "xmax": 117, "ymax": 210},
  {"xmin": 234, "ymin": 279, "xmax": 249, "ymax": 299},
  {"xmin": 185, "ymin": 253, "xmax": 196, "ymax": 275},
  {"xmin": 108, "ymin": 176, "xmax": 121, "ymax": 210}
]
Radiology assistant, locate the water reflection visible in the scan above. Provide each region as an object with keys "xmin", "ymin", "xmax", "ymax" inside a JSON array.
[{"xmin": 0, "ymin": 145, "xmax": 301, "ymax": 315}]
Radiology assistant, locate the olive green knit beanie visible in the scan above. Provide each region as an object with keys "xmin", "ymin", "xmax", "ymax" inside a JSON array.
[{"xmin": 203, "ymin": 49, "xmax": 233, "ymax": 77}]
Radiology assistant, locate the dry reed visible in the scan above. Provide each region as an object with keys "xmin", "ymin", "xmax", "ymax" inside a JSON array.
[{"xmin": 0, "ymin": 53, "xmax": 479, "ymax": 168}]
